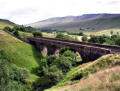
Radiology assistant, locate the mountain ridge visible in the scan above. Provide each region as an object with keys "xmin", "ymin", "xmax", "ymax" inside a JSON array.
[{"xmin": 27, "ymin": 14, "xmax": 120, "ymax": 32}]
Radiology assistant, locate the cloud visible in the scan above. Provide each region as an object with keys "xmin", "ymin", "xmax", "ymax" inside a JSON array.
[
  {"xmin": 0, "ymin": 0, "xmax": 119, "ymax": 24},
  {"xmin": 106, "ymin": 0, "xmax": 120, "ymax": 4}
]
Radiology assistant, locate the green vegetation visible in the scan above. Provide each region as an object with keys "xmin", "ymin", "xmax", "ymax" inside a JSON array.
[
  {"xmin": 0, "ymin": 50, "xmax": 31, "ymax": 91},
  {"xmin": 0, "ymin": 30, "xmax": 41, "ymax": 71},
  {"xmin": 13, "ymin": 30, "xmax": 19, "ymax": 37},
  {"xmin": 40, "ymin": 28, "xmax": 58, "ymax": 33},
  {"xmin": 32, "ymin": 31, "xmax": 43, "ymax": 37},
  {"xmin": 0, "ymin": 19, "xmax": 14, "ymax": 30},
  {"xmin": 0, "ymin": 30, "xmax": 43, "ymax": 90},
  {"xmin": 1, "ymin": 20, "xmax": 120, "ymax": 91},
  {"xmin": 46, "ymin": 66, "xmax": 120, "ymax": 91},
  {"xmin": 3, "ymin": 26, "xmax": 14, "ymax": 32},
  {"xmin": 67, "ymin": 32, "xmax": 84, "ymax": 36},
  {"xmin": 87, "ymin": 34, "xmax": 120, "ymax": 46},
  {"xmin": 29, "ymin": 15, "xmax": 120, "ymax": 33},
  {"xmin": 12, "ymin": 25, "xmax": 35, "ymax": 33},
  {"xmin": 56, "ymin": 33, "xmax": 78, "ymax": 41},
  {"xmin": 34, "ymin": 48, "xmax": 82, "ymax": 90},
  {"xmin": 45, "ymin": 54, "xmax": 120, "ymax": 91},
  {"xmin": 82, "ymin": 35, "xmax": 88, "ymax": 42}
]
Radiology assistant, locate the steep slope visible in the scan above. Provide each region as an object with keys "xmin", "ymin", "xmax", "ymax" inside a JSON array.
[
  {"xmin": 28, "ymin": 14, "xmax": 120, "ymax": 32},
  {"xmin": 49, "ymin": 66, "xmax": 120, "ymax": 91},
  {"xmin": 45, "ymin": 54, "xmax": 120, "ymax": 91},
  {"xmin": 0, "ymin": 19, "xmax": 15, "ymax": 29},
  {"xmin": 0, "ymin": 30, "xmax": 41, "ymax": 71}
]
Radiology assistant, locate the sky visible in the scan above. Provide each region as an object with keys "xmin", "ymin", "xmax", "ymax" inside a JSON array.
[{"xmin": 0, "ymin": 0, "xmax": 120, "ymax": 24}]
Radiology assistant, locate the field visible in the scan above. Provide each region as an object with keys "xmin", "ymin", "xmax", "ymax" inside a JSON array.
[{"xmin": 85, "ymin": 28, "xmax": 120, "ymax": 36}]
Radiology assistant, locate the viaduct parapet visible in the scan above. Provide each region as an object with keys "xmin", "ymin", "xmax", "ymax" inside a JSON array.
[{"xmin": 29, "ymin": 37, "xmax": 120, "ymax": 62}]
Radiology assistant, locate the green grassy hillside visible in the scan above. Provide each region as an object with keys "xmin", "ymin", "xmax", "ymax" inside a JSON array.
[
  {"xmin": 45, "ymin": 54, "xmax": 120, "ymax": 91},
  {"xmin": 0, "ymin": 30, "xmax": 41, "ymax": 71},
  {"xmin": 0, "ymin": 19, "xmax": 15, "ymax": 29},
  {"xmin": 48, "ymin": 66, "xmax": 120, "ymax": 91},
  {"xmin": 28, "ymin": 14, "xmax": 120, "ymax": 33}
]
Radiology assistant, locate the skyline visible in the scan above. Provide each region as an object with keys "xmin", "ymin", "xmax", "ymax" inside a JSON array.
[{"xmin": 0, "ymin": 0, "xmax": 120, "ymax": 24}]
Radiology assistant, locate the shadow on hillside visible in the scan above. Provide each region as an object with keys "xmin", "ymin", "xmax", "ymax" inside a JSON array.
[{"xmin": 30, "ymin": 45, "xmax": 43, "ymax": 73}]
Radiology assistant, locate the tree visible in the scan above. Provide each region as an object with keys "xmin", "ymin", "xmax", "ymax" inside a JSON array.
[
  {"xmin": 56, "ymin": 33, "xmax": 65, "ymax": 39},
  {"xmin": 82, "ymin": 35, "xmax": 88, "ymax": 42},
  {"xmin": 117, "ymin": 32, "xmax": 119, "ymax": 35},
  {"xmin": 43, "ymin": 65, "xmax": 63, "ymax": 85},
  {"xmin": 56, "ymin": 33, "xmax": 76, "ymax": 41},
  {"xmin": 110, "ymin": 31, "xmax": 113, "ymax": 36},
  {"xmin": 47, "ymin": 55, "xmax": 57, "ymax": 65},
  {"xmin": 0, "ymin": 50, "xmax": 30, "ymax": 91},
  {"xmin": 32, "ymin": 32, "xmax": 43, "ymax": 37},
  {"xmin": 13, "ymin": 31, "xmax": 19, "ymax": 37},
  {"xmin": 111, "ymin": 35, "xmax": 120, "ymax": 46},
  {"xmin": 88, "ymin": 35, "xmax": 110, "ymax": 44},
  {"xmin": 62, "ymin": 50, "xmax": 74, "ymax": 58},
  {"xmin": 78, "ymin": 32, "xmax": 84, "ymax": 36},
  {"xmin": 3, "ymin": 26, "xmax": 13, "ymax": 32},
  {"xmin": 56, "ymin": 56, "xmax": 72, "ymax": 73}
]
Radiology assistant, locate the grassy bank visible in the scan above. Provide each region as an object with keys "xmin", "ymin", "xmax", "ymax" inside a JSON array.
[
  {"xmin": 45, "ymin": 54, "xmax": 120, "ymax": 91},
  {"xmin": 0, "ymin": 30, "xmax": 41, "ymax": 72}
]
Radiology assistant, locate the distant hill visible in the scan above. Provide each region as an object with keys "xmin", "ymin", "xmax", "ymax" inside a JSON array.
[
  {"xmin": 27, "ymin": 14, "xmax": 120, "ymax": 32},
  {"xmin": 0, "ymin": 19, "xmax": 15, "ymax": 29}
]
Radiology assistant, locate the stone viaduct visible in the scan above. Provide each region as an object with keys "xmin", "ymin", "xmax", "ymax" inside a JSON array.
[{"xmin": 29, "ymin": 37, "xmax": 120, "ymax": 62}]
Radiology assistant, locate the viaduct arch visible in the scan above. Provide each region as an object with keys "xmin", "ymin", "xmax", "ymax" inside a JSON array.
[{"xmin": 29, "ymin": 37, "xmax": 120, "ymax": 62}]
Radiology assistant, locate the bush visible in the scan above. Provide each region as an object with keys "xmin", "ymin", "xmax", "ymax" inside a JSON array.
[
  {"xmin": 78, "ymin": 32, "xmax": 84, "ymax": 36},
  {"xmin": 82, "ymin": 35, "xmax": 88, "ymax": 42},
  {"xmin": 56, "ymin": 33, "xmax": 77, "ymax": 41},
  {"xmin": 13, "ymin": 30, "xmax": 19, "ymax": 37},
  {"xmin": 75, "ymin": 52, "xmax": 82, "ymax": 63},
  {"xmin": 3, "ymin": 26, "xmax": 13, "ymax": 32},
  {"xmin": 62, "ymin": 50, "xmax": 74, "ymax": 59},
  {"xmin": 43, "ymin": 65, "xmax": 63, "ymax": 85},
  {"xmin": 47, "ymin": 55, "xmax": 57, "ymax": 66},
  {"xmin": 59, "ymin": 47, "xmax": 69, "ymax": 55},
  {"xmin": 0, "ymin": 50, "xmax": 30, "ymax": 91},
  {"xmin": 111, "ymin": 35, "xmax": 120, "ymax": 46},
  {"xmin": 88, "ymin": 35, "xmax": 110, "ymax": 44},
  {"xmin": 56, "ymin": 56, "xmax": 72, "ymax": 73},
  {"xmin": 32, "ymin": 32, "xmax": 43, "ymax": 37}
]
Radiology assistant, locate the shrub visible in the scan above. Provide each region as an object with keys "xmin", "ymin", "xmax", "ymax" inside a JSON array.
[
  {"xmin": 56, "ymin": 56, "xmax": 72, "ymax": 73},
  {"xmin": 62, "ymin": 50, "xmax": 74, "ymax": 59},
  {"xmin": 0, "ymin": 50, "xmax": 30, "ymax": 91},
  {"xmin": 88, "ymin": 35, "xmax": 110, "ymax": 44},
  {"xmin": 43, "ymin": 65, "xmax": 63, "ymax": 85},
  {"xmin": 56, "ymin": 33, "xmax": 77, "ymax": 41},
  {"xmin": 13, "ymin": 30, "xmax": 19, "ymax": 37},
  {"xmin": 75, "ymin": 52, "xmax": 82, "ymax": 63},
  {"xmin": 56, "ymin": 33, "xmax": 65, "ymax": 39},
  {"xmin": 82, "ymin": 35, "xmax": 88, "ymax": 42},
  {"xmin": 32, "ymin": 32, "xmax": 43, "ymax": 37},
  {"xmin": 47, "ymin": 55, "xmax": 57, "ymax": 65},
  {"xmin": 78, "ymin": 32, "xmax": 84, "ymax": 36},
  {"xmin": 59, "ymin": 47, "xmax": 69, "ymax": 55},
  {"xmin": 3, "ymin": 26, "xmax": 13, "ymax": 32}
]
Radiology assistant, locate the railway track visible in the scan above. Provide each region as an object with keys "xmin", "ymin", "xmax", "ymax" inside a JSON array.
[{"xmin": 29, "ymin": 37, "xmax": 120, "ymax": 54}]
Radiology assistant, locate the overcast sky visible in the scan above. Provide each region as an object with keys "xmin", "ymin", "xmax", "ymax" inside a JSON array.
[{"xmin": 0, "ymin": 0, "xmax": 120, "ymax": 24}]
